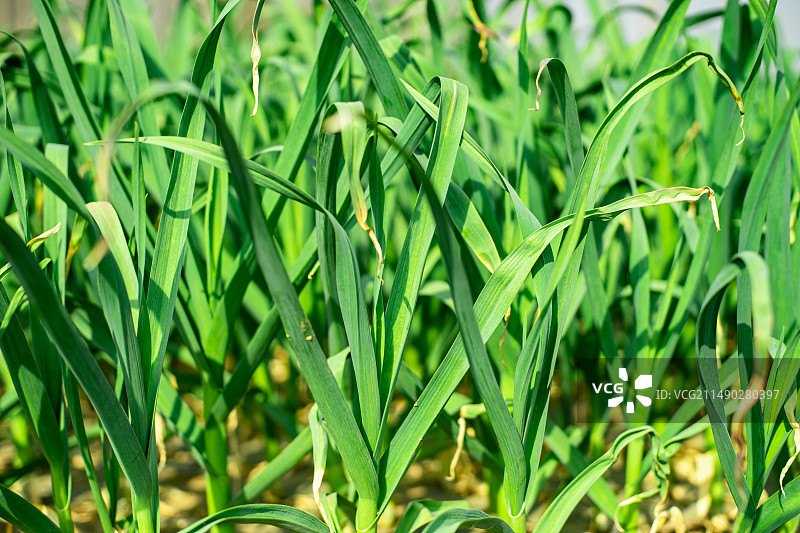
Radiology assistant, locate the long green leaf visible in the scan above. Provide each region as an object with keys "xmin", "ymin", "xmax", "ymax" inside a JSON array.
[
  {"xmin": 177, "ymin": 505, "xmax": 328, "ymax": 533},
  {"xmin": 0, "ymin": 218, "xmax": 152, "ymax": 500},
  {"xmin": 0, "ymin": 483, "xmax": 62, "ymax": 533},
  {"xmin": 380, "ymin": 187, "xmax": 720, "ymax": 510},
  {"xmin": 532, "ymin": 427, "xmax": 662, "ymax": 532},
  {"xmin": 327, "ymin": 0, "xmax": 407, "ymax": 118}
]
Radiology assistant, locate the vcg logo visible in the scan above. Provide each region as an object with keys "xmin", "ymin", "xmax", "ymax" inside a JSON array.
[{"xmin": 592, "ymin": 368, "xmax": 653, "ymax": 414}]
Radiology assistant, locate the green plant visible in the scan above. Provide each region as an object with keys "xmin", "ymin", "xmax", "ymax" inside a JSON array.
[{"xmin": 0, "ymin": 1, "xmax": 799, "ymax": 532}]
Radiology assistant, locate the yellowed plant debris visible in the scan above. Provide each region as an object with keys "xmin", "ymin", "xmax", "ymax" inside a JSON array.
[
  {"xmin": 446, "ymin": 411, "xmax": 467, "ymax": 481},
  {"xmin": 250, "ymin": 5, "xmax": 262, "ymax": 116},
  {"xmin": 780, "ymin": 395, "xmax": 800, "ymax": 496},
  {"xmin": 26, "ymin": 222, "xmax": 61, "ymax": 247}
]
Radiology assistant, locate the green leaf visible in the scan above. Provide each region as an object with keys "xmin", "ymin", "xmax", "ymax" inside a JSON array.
[
  {"xmin": 0, "ymin": 218, "xmax": 152, "ymax": 501},
  {"xmin": 327, "ymin": 0, "xmax": 407, "ymax": 118},
  {"xmin": 0, "ymin": 128, "xmax": 88, "ymax": 219},
  {"xmin": 177, "ymin": 505, "xmax": 329, "ymax": 533},
  {"xmin": 412, "ymin": 80, "xmax": 526, "ymax": 524},
  {"xmin": 695, "ymin": 252, "xmax": 773, "ymax": 517},
  {"xmin": 381, "ymin": 187, "xmax": 720, "ymax": 510},
  {"xmin": 27, "ymin": 0, "xmax": 133, "ymax": 224},
  {"xmin": 0, "ymin": 483, "xmax": 62, "ymax": 533},
  {"xmin": 319, "ymin": 103, "xmax": 381, "ymax": 452},
  {"xmin": 106, "ymin": 0, "xmax": 171, "ymax": 200},
  {"xmin": 738, "ymin": 76, "xmax": 800, "ymax": 253},
  {"xmin": 142, "ymin": 0, "xmax": 242, "ymax": 436},
  {"xmin": 379, "ymin": 77, "xmax": 469, "ymax": 434},
  {"xmin": 0, "ymin": 284, "xmax": 65, "ymax": 472},
  {"xmin": 532, "ymin": 427, "xmax": 661, "ymax": 533},
  {"xmin": 180, "ymin": 86, "xmax": 381, "ymax": 506},
  {"xmin": 419, "ymin": 509, "xmax": 514, "ymax": 533}
]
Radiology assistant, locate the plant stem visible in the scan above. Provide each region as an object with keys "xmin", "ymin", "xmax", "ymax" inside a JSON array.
[
  {"xmin": 204, "ymin": 383, "xmax": 234, "ymax": 533},
  {"xmin": 51, "ymin": 458, "xmax": 74, "ymax": 533},
  {"xmin": 133, "ymin": 494, "xmax": 156, "ymax": 533},
  {"xmin": 501, "ymin": 475, "xmax": 526, "ymax": 533},
  {"xmin": 355, "ymin": 496, "xmax": 378, "ymax": 533},
  {"xmin": 620, "ymin": 437, "xmax": 644, "ymax": 531},
  {"xmin": 509, "ymin": 508, "xmax": 527, "ymax": 533}
]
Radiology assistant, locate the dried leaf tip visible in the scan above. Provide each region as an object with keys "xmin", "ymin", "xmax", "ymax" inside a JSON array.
[
  {"xmin": 352, "ymin": 211, "xmax": 384, "ymax": 284},
  {"xmin": 309, "ymin": 405, "xmax": 333, "ymax": 533},
  {"xmin": 781, "ymin": 398, "xmax": 800, "ymax": 496},
  {"xmin": 702, "ymin": 186, "xmax": 721, "ymax": 232},
  {"xmin": 307, "ymin": 262, "xmax": 320, "ymax": 280},
  {"xmin": 250, "ymin": 38, "xmax": 261, "ymax": 116},
  {"xmin": 689, "ymin": 186, "xmax": 721, "ymax": 231},
  {"xmin": 26, "ymin": 222, "xmax": 61, "ymax": 247},
  {"xmin": 736, "ymin": 114, "xmax": 745, "ymax": 146},
  {"xmin": 466, "ymin": 0, "xmax": 493, "ymax": 63},
  {"xmin": 530, "ymin": 58, "xmax": 554, "ymax": 112},
  {"xmin": 352, "ymin": 189, "xmax": 383, "ymax": 283},
  {"xmin": 703, "ymin": 54, "xmax": 745, "ymax": 147},
  {"xmin": 249, "ymin": 2, "xmax": 264, "ymax": 117},
  {"xmin": 446, "ymin": 413, "xmax": 467, "ymax": 481},
  {"xmin": 652, "ymin": 187, "xmax": 721, "ymax": 231},
  {"xmin": 366, "ymin": 226, "xmax": 384, "ymax": 284}
]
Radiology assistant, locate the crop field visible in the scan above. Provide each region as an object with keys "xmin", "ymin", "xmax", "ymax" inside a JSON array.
[{"xmin": 0, "ymin": 0, "xmax": 799, "ymax": 531}]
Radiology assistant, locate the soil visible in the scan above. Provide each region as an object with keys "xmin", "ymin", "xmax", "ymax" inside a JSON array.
[{"xmin": 0, "ymin": 425, "xmax": 740, "ymax": 533}]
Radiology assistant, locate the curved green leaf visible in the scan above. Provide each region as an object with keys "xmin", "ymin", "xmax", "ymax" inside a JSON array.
[
  {"xmin": 0, "ymin": 218, "xmax": 152, "ymax": 500},
  {"xmin": 532, "ymin": 427, "xmax": 661, "ymax": 533},
  {"xmin": 420, "ymin": 509, "xmax": 515, "ymax": 533},
  {"xmin": 177, "ymin": 505, "xmax": 328, "ymax": 533},
  {"xmin": 0, "ymin": 483, "xmax": 61, "ymax": 533}
]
